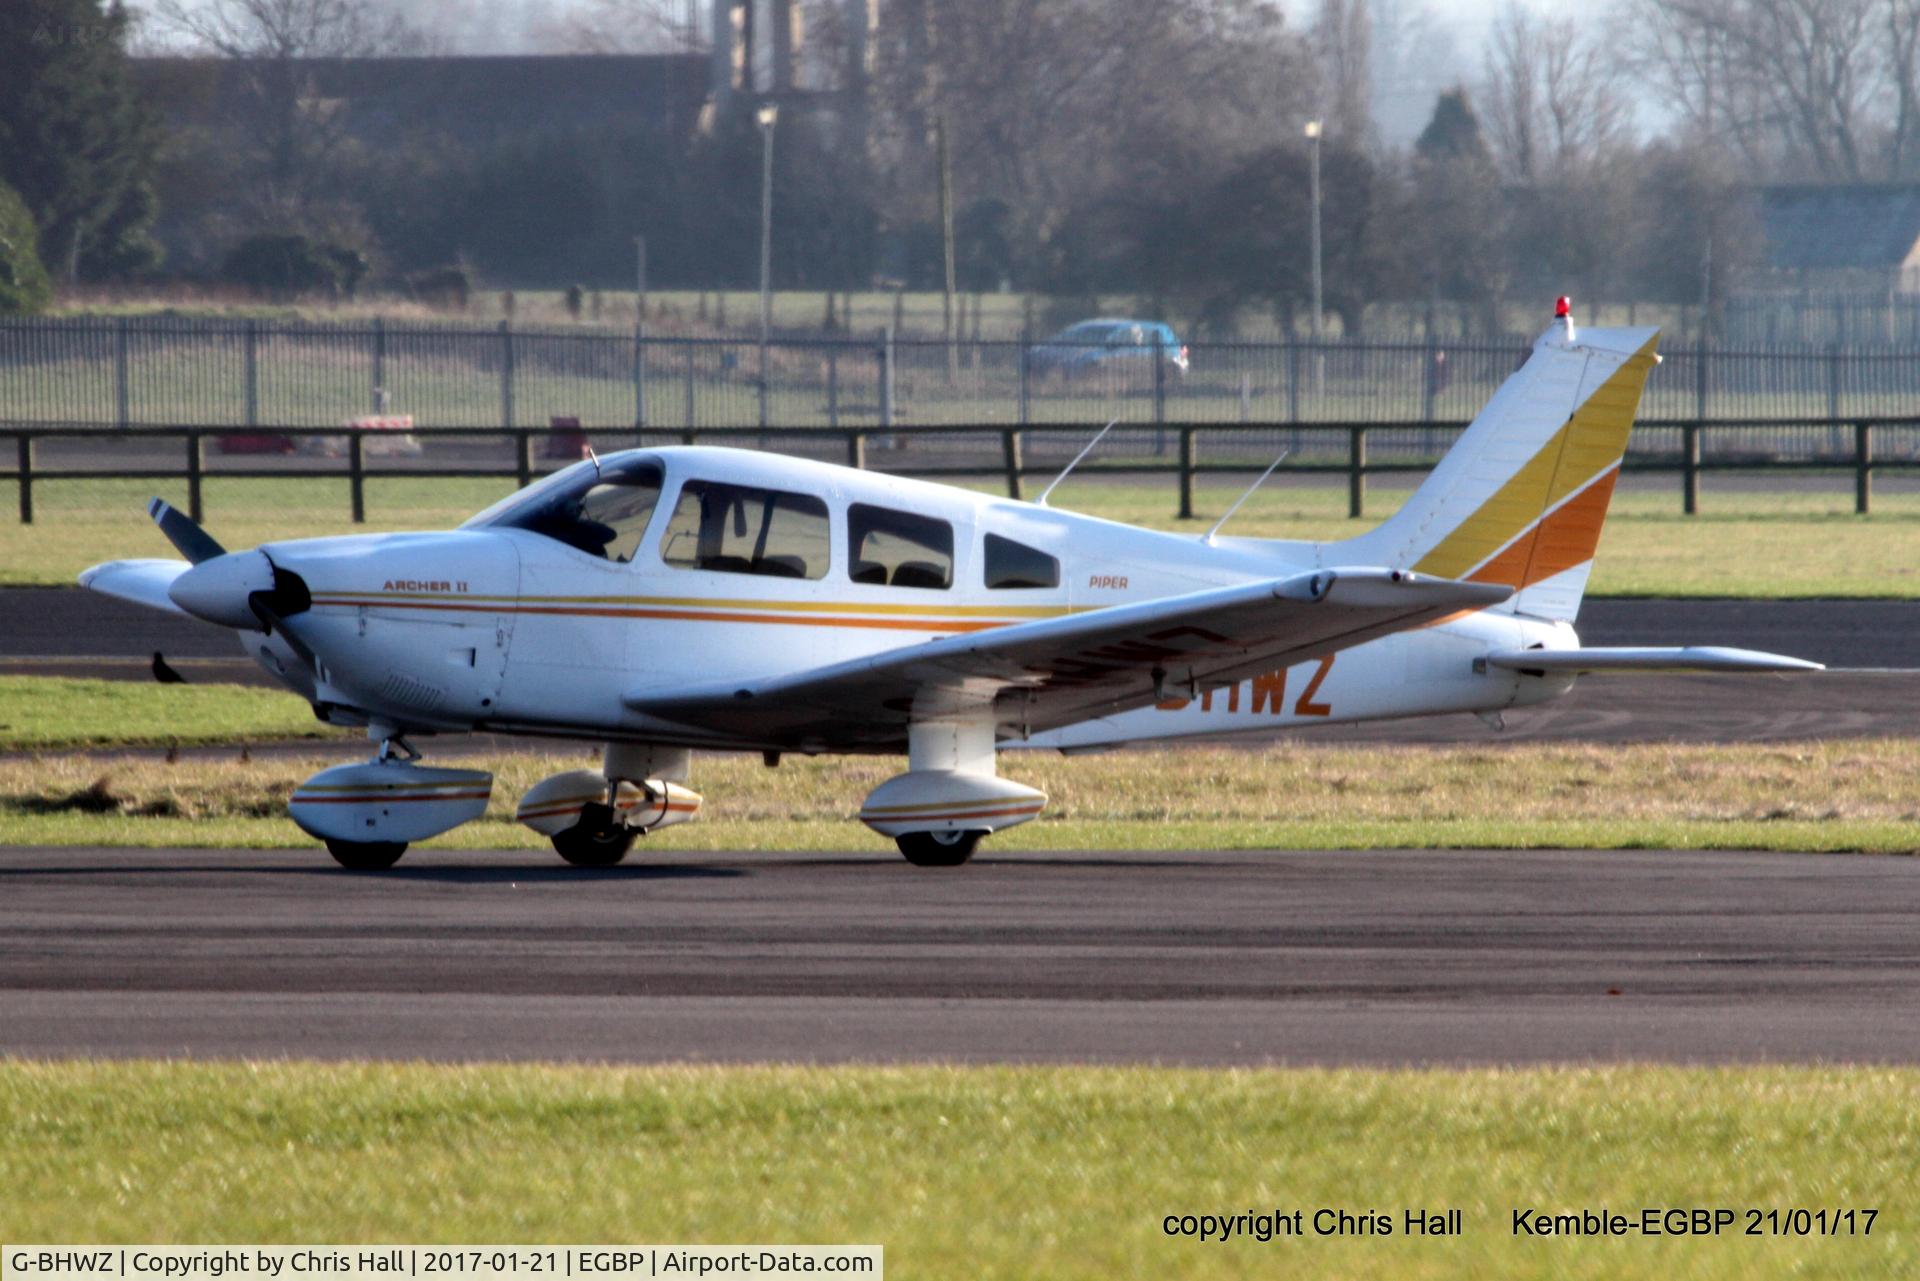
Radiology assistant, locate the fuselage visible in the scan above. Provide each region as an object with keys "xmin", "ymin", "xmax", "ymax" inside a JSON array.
[{"xmin": 241, "ymin": 446, "xmax": 1576, "ymax": 751}]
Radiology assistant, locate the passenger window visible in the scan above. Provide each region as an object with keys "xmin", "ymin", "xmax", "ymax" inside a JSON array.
[
  {"xmin": 659, "ymin": 480, "xmax": 829, "ymax": 580},
  {"xmin": 984, "ymin": 533, "xmax": 1059, "ymax": 589},
  {"xmin": 483, "ymin": 458, "xmax": 662, "ymax": 563},
  {"xmin": 848, "ymin": 503, "xmax": 953, "ymax": 589}
]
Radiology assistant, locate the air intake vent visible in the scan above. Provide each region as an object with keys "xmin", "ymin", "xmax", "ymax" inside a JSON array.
[{"xmin": 375, "ymin": 673, "xmax": 446, "ymax": 711}]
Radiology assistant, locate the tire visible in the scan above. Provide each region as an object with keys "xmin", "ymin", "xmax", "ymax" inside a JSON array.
[
  {"xmin": 325, "ymin": 839, "xmax": 407, "ymax": 870},
  {"xmin": 896, "ymin": 829, "xmax": 984, "ymax": 867},
  {"xmin": 551, "ymin": 802, "xmax": 639, "ymax": 867}
]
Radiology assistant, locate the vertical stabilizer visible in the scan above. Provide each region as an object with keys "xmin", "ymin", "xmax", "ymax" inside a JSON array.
[{"xmin": 1332, "ymin": 322, "xmax": 1660, "ymax": 622}]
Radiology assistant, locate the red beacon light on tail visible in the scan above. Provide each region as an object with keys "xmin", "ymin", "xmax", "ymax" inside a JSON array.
[{"xmin": 1553, "ymin": 295, "xmax": 1575, "ymax": 341}]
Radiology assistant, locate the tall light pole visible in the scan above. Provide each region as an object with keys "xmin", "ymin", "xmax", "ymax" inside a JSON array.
[
  {"xmin": 757, "ymin": 103, "xmax": 778, "ymax": 349},
  {"xmin": 1304, "ymin": 118, "xmax": 1324, "ymax": 398}
]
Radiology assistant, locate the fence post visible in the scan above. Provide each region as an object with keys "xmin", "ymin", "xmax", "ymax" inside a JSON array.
[
  {"xmin": 371, "ymin": 315, "xmax": 385, "ymax": 413},
  {"xmin": 827, "ymin": 345, "xmax": 840, "ymax": 428},
  {"xmin": 1348, "ymin": 424, "xmax": 1366, "ymax": 519},
  {"xmin": 1827, "ymin": 342, "xmax": 1843, "ymax": 419},
  {"xmin": 757, "ymin": 336, "xmax": 769, "ymax": 430},
  {"xmin": 186, "ymin": 431, "xmax": 203, "ymax": 523},
  {"xmin": 515, "ymin": 430, "xmax": 533, "ymax": 490},
  {"xmin": 633, "ymin": 322, "xmax": 647, "ymax": 436},
  {"xmin": 348, "ymin": 428, "xmax": 366, "ymax": 524},
  {"xmin": 1694, "ymin": 338, "xmax": 1710, "ymax": 419},
  {"xmin": 499, "ymin": 320, "xmax": 514, "ymax": 429},
  {"xmin": 1152, "ymin": 341, "xmax": 1166, "ymax": 455},
  {"xmin": 879, "ymin": 327, "xmax": 895, "ymax": 429},
  {"xmin": 1002, "ymin": 428, "xmax": 1024, "ymax": 500},
  {"xmin": 1018, "ymin": 337, "xmax": 1031, "ymax": 426},
  {"xmin": 114, "ymin": 316, "xmax": 130, "ymax": 428},
  {"xmin": 684, "ymin": 343, "xmax": 696, "ymax": 428},
  {"xmin": 1856, "ymin": 420, "xmax": 1873, "ymax": 514},
  {"xmin": 243, "ymin": 319, "xmax": 258, "ymax": 428},
  {"xmin": 1286, "ymin": 338, "xmax": 1300, "ymax": 424},
  {"xmin": 1178, "ymin": 426, "xmax": 1196, "ymax": 520},
  {"xmin": 1682, "ymin": 421, "xmax": 1700, "ymax": 515},
  {"xmin": 16, "ymin": 433, "xmax": 32, "ymax": 524},
  {"xmin": 1421, "ymin": 328, "xmax": 1438, "ymax": 421},
  {"xmin": 848, "ymin": 429, "xmax": 866, "ymax": 472}
]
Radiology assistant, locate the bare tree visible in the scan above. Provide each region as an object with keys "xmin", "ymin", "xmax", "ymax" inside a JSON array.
[
  {"xmin": 863, "ymin": 0, "xmax": 1309, "ymax": 252},
  {"xmin": 1629, "ymin": 0, "xmax": 1881, "ymax": 180},
  {"xmin": 1482, "ymin": 4, "xmax": 1630, "ymax": 183},
  {"xmin": 1316, "ymin": 0, "xmax": 1373, "ymax": 144},
  {"xmin": 150, "ymin": 0, "xmax": 430, "ymax": 199},
  {"xmin": 536, "ymin": 0, "xmax": 705, "ymax": 54}
]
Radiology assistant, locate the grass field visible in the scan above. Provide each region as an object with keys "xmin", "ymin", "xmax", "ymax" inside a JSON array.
[
  {"xmin": 4, "ymin": 473, "xmax": 1917, "ymax": 596},
  {"xmin": 0, "ymin": 1060, "xmax": 1911, "ymax": 1278},
  {"xmin": 0, "ymin": 676, "xmax": 328, "ymax": 750},
  {"xmin": 5, "ymin": 730, "xmax": 1916, "ymax": 853}
]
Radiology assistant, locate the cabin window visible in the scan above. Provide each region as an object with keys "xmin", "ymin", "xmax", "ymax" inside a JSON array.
[
  {"xmin": 848, "ymin": 504, "xmax": 953, "ymax": 589},
  {"xmin": 984, "ymin": 533, "xmax": 1059, "ymax": 589},
  {"xmin": 659, "ymin": 480, "xmax": 830, "ymax": 580},
  {"xmin": 479, "ymin": 458, "xmax": 663, "ymax": 563}
]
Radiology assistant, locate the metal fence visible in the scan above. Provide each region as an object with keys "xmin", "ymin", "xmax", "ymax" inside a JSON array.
[
  {"xmin": 7, "ymin": 418, "xmax": 1916, "ymax": 526},
  {"xmin": 6, "ymin": 316, "xmax": 1920, "ymax": 450}
]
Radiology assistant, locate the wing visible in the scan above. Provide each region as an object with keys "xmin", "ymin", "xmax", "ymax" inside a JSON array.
[
  {"xmin": 626, "ymin": 568, "xmax": 1512, "ymax": 750},
  {"xmin": 1483, "ymin": 646, "xmax": 1823, "ymax": 674},
  {"xmin": 77, "ymin": 559, "xmax": 191, "ymax": 616}
]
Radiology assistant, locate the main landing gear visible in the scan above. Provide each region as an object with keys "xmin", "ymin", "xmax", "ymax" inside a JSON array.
[
  {"xmin": 859, "ymin": 715, "xmax": 1047, "ymax": 868},
  {"xmin": 514, "ymin": 745, "xmax": 703, "ymax": 867},
  {"xmin": 549, "ymin": 800, "xmax": 641, "ymax": 867}
]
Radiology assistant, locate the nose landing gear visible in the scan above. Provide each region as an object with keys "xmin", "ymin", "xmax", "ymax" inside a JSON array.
[{"xmin": 289, "ymin": 729, "xmax": 494, "ymax": 871}]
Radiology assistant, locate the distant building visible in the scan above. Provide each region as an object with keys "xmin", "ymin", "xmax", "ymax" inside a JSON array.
[{"xmin": 1757, "ymin": 184, "xmax": 1920, "ymax": 294}]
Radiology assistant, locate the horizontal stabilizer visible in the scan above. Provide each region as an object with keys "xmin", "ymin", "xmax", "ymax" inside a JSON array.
[
  {"xmin": 1483, "ymin": 646, "xmax": 1823, "ymax": 675},
  {"xmin": 76, "ymin": 558, "xmax": 191, "ymax": 617}
]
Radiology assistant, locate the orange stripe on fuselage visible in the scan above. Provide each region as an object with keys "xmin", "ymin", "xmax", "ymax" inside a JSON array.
[{"xmin": 311, "ymin": 598, "xmax": 1009, "ymax": 633}]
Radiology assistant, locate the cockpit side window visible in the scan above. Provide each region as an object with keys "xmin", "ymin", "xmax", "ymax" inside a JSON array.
[
  {"xmin": 984, "ymin": 533, "xmax": 1059, "ymax": 589},
  {"xmin": 848, "ymin": 504, "xmax": 953, "ymax": 589},
  {"xmin": 476, "ymin": 459, "xmax": 663, "ymax": 563},
  {"xmin": 659, "ymin": 479, "xmax": 830, "ymax": 579}
]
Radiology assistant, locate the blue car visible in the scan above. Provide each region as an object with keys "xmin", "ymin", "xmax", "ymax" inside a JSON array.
[{"xmin": 1028, "ymin": 318, "xmax": 1190, "ymax": 379}]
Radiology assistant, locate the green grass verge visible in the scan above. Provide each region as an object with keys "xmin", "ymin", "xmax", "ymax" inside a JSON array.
[
  {"xmin": 0, "ymin": 676, "xmax": 329, "ymax": 751},
  {"xmin": 5, "ymin": 733, "xmax": 1916, "ymax": 853},
  {"xmin": 0, "ymin": 1061, "xmax": 1912, "ymax": 1278},
  {"xmin": 5, "ymin": 473, "xmax": 1916, "ymax": 595}
]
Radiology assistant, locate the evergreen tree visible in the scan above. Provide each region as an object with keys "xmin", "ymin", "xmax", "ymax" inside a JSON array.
[
  {"xmin": 0, "ymin": 0, "xmax": 161, "ymax": 282},
  {"xmin": 0, "ymin": 180, "xmax": 53, "ymax": 313},
  {"xmin": 1416, "ymin": 87, "xmax": 1491, "ymax": 167}
]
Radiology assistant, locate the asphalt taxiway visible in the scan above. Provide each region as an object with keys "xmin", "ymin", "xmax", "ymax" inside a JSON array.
[{"xmin": 3, "ymin": 845, "xmax": 1919, "ymax": 1065}]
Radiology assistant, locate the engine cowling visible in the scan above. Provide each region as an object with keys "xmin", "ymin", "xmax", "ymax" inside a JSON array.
[{"xmin": 516, "ymin": 769, "xmax": 702, "ymax": 836}]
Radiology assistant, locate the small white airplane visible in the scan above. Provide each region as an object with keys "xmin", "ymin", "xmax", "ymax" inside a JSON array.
[{"xmin": 81, "ymin": 304, "xmax": 1821, "ymax": 869}]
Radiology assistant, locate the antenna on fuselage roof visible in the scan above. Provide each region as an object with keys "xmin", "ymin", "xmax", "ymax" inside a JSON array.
[
  {"xmin": 1203, "ymin": 449, "xmax": 1290, "ymax": 545},
  {"xmin": 586, "ymin": 445, "xmax": 602, "ymax": 478},
  {"xmin": 1035, "ymin": 418, "xmax": 1119, "ymax": 508}
]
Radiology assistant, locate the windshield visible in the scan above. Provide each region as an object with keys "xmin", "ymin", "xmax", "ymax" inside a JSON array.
[{"xmin": 469, "ymin": 456, "xmax": 665, "ymax": 562}]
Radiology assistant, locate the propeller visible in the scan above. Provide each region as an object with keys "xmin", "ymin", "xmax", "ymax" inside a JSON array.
[
  {"xmin": 148, "ymin": 498, "xmax": 226, "ymax": 564},
  {"xmin": 150, "ymin": 499, "xmax": 319, "ymax": 676}
]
